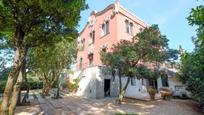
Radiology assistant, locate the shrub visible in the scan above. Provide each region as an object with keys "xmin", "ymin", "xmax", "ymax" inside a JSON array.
[
  {"xmin": 147, "ymin": 86, "xmax": 157, "ymax": 100},
  {"xmin": 159, "ymin": 87, "xmax": 173, "ymax": 100},
  {"xmin": 0, "ymin": 80, "xmax": 7, "ymax": 93},
  {"xmin": 68, "ymin": 78, "xmax": 79, "ymax": 93},
  {"xmin": 21, "ymin": 81, "xmax": 43, "ymax": 90}
]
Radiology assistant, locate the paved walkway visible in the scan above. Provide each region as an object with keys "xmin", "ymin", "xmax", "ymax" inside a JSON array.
[
  {"xmin": 15, "ymin": 90, "xmax": 203, "ymax": 115},
  {"xmin": 37, "ymin": 96, "xmax": 203, "ymax": 115}
]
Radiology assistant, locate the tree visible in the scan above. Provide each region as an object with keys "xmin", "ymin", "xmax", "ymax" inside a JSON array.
[
  {"xmin": 101, "ymin": 25, "xmax": 177, "ymax": 103},
  {"xmin": 28, "ymin": 39, "xmax": 76, "ymax": 98},
  {"xmin": 0, "ymin": 0, "xmax": 87, "ymax": 114},
  {"xmin": 178, "ymin": 4, "xmax": 204, "ymax": 111}
]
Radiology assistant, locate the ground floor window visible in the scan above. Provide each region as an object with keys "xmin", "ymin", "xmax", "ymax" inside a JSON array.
[
  {"xmin": 131, "ymin": 77, "xmax": 136, "ymax": 86},
  {"xmin": 161, "ymin": 76, "xmax": 169, "ymax": 87}
]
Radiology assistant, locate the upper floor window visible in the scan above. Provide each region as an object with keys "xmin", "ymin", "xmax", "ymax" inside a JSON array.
[
  {"xmin": 101, "ymin": 21, "xmax": 109, "ymax": 36},
  {"xmin": 89, "ymin": 31, "xmax": 95, "ymax": 45},
  {"xmin": 79, "ymin": 57, "xmax": 83, "ymax": 69},
  {"xmin": 139, "ymin": 27, "xmax": 144, "ymax": 31},
  {"xmin": 88, "ymin": 54, "xmax": 94, "ymax": 67},
  {"xmin": 125, "ymin": 20, "xmax": 133, "ymax": 35},
  {"xmin": 101, "ymin": 44, "xmax": 108, "ymax": 52},
  {"xmin": 81, "ymin": 38, "xmax": 85, "ymax": 49},
  {"xmin": 78, "ymin": 38, "xmax": 85, "ymax": 51},
  {"xmin": 102, "ymin": 47, "xmax": 107, "ymax": 52}
]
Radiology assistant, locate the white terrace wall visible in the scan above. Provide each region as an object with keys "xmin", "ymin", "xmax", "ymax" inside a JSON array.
[
  {"xmin": 74, "ymin": 66, "xmax": 119, "ymax": 99},
  {"xmin": 72, "ymin": 66, "xmax": 189, "ymax": 100},
  {"xmin": 122, "ymin": 77, "xmax": 162, "ymax": 100}
]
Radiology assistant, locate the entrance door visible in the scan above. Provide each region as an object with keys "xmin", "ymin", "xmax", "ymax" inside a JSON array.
[{"xmin": 104, "ymin": 79, "xmax": 110, "ymax": 97}]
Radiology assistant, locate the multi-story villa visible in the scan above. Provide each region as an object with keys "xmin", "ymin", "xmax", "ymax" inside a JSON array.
[
  {"xmin": 76, "ymin": 1, "xmax": 147, "ymax": 70},
  {"xmin": 71, "ymin": 0, "xmax": 188, "ymax": 99}
]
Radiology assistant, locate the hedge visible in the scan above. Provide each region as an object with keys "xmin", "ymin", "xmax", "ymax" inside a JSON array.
[{"xmin": 21, "ymin": 81, "xmax": 43, "ymax": 90}]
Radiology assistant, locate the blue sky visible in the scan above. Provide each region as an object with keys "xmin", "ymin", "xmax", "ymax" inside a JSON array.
[{"xmin": 77, "ymin": 0, "xmax": 203, "ymax": 52}]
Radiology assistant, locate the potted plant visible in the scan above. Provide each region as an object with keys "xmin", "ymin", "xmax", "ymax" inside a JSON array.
[
  {"xmin": 159, "ymin": 87, "xmax": 173, "ymax": 100},
  {"xmin": 147, "ymin": 86, "xmax": 157, "ymax": 100}
]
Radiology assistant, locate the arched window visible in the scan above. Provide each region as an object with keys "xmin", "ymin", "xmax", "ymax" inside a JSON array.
[
  {"xmin": 101, "ymin": 21, "xmax": 109, "ymax": 36},
  {"xmin": 79, "ymin": 57, "xmax": 83, "ymax": 69},
  {"xmin": 125, "ymin": 19, "xmax": 133, "ymax": 35}
]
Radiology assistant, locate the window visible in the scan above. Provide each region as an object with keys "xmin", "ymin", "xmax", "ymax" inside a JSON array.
[
  {"xmin": 102, "ymin": 47, "xmax": 107, "ymax": 52},
  {"xmin": 125, "ymin": 20, "xmax": 133, "ymax": 35},
  {"xmin": 89, "ymin": 31, "xmax": 95, "ymax": 45},
  {"xmin": 101, "ymin": 21, "xmax": 109, "ymax": 36},
  {"xmin": 139, "ymin": 27, "xmax": 144, "ymax": 31},
  {"xmin": 106, "ymin": 21, "xmax": 109, "ymax": 34},
  {"xmin": 88, "ymin": 54, "xmax": 94, "ymax": 67},
  {"xmin": 81, "ymin": 38, "xmax": 85, "ymax": 50},
  {"xmin": 130, "ymin": 22, "xmax": 133, "ymax": 35},
  {"xmin": 161, "ymin": 76, "xmax": 169, "ymax": 87},
  {"xmin": 125, "ymin": 20, "xmax": 129, "ymax": 34},
  {"xmin": 131, "ymin": 77, "xmax": 136, "ymax": 86},
  {"xmin": 79, "ymin": 57, "xmax": 83, "ymax": 69}
]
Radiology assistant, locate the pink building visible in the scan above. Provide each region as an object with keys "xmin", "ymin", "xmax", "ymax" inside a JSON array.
[
  {"xmin": 72, "ymin": 1, "xmax": 187, "ymax": 99},
  {"xmin": 76, "ymin": 1, "xmax": 148, "ymax": 70}
]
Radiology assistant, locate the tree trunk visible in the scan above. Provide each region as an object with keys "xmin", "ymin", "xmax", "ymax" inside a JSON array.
[
  {"xmin": 42, "ymin": 86, "xmax": 51, "ymax": 96},
  {"xmin": 17, "ymin": 90, "xmax": 21, "ymax": 105},
  {"xmin": 0, "ymin": 25, "xmax": 25, "ymax": 115},
  {"xmin": 118, "ymin": 71, "xmax": 122, "ymax": 95},
  {"xmin": 56, "ymin": 76, "xmax": 60, "ymax": 98},
  {"xmin": 118, "ymin": 77, "xmax": 130, "ymax": 104},
  {"xmin": 0, "ymin": 47, "xmax": 23, "ymax": 115},
  {"xmin": 9, "ymin": 55, "xmax": 26, "ymax": 115},
  {"xmin": 21, "ymin": 73, "xmax": 30, "ymax": 104},
  {"xmin": 42, "ymin": 72, "xmax": 57, "ymax": 96}
]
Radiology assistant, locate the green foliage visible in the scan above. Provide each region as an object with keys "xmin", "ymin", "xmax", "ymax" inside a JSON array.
[
  {"xmin": 21, "ymin": 81, "xmax": 43, "ymax": 90},
  {"xmin": 0, "ymin": 80, "xmax": 6, "ymax": 93},
  {"xmin": 26, "ymin": 38, "xmax": 77, "ymax": 95},
  {"xmin": 178, "ymin": 3, "xmax": 204, "ymax": 110},
  {"xmin": 101, "ymin": 25, "xmax": 177, "ymax": 102},
  {"xmin": 0, "ymin": 0, "xmax": 88, "ymax": 49},
  {"xmin": 187, "ymin": 5, "xmax": 204, "ymax": 46},
  {"xmin": 101, "ymin": 25, "xmax": 177, "ymax": 79},
  {"xmin": 0, "ymin": 0, "xmax": 87, "ymax": 113},
  {"xmin": 28, "ymin": 38, "xmax": 77, "ymax": 78},
  {"xmin": 0, "ymin": 67, "xmax": 10, "ymax": 93},
  {"xmin": 68, "ymin": 79, "xmax": 79, "ymax": 92},
  {"xmin": 178, "ymin": 51, "xmax": 204, "ymax": 106}
]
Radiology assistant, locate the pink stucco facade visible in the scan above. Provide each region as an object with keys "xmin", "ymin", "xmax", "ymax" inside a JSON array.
[{"xmin": 76, "ymin": 1, "xmax": 148, "ymax": 70}]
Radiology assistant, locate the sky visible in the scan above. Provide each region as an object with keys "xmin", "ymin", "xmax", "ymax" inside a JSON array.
[{"xmin": 77, "ymin": 0, "xmax": 204, "ymax": 52}]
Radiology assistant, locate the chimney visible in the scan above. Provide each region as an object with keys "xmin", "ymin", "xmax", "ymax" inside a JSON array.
[{"xmin": 115, "ymin": 0, "xmax": 120, "ymax": 5}]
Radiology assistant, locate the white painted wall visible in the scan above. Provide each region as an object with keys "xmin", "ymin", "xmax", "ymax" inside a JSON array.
[
  {"xmin": 122, "ymin": 77, "xmax": 149, "ymax": 99},
  {"xmin": 71, "ymin": 66, "xmax": 189, "ymax": 100},
  {"xmin": 73, "ymin": 66, "xmax": 119, "ymax": 99},
  {"xmin": 122, "ymin": 77, "xmax": 161, "ymax": 100}
]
